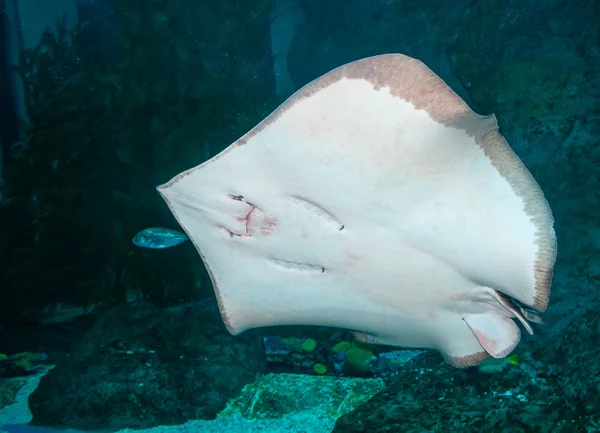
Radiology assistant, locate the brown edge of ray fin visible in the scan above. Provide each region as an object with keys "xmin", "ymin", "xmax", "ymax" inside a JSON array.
[
  {"xmin": 470, "ymin": 118, "xmax": 556, "ymax": 312},
  {"xmin": 339, "ymin": 54, "xmax": 556, "ymax": 313},
  {"xmin": 338, "ymin": 54, "xmax": 556, "ymax": 313},
  {"xmin": 445, "ymin": 350, "xmax": 490, "ymax": 368}
]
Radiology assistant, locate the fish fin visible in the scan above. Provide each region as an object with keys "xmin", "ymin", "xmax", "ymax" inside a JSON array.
[
  {"xmin": 479, "ymin": 287, "xmax": 534, "ymax": 335},
  {"xmin": 519, "ymin": 307, "xmax": 544, "ymax": 324},
  {"xmin": 463, "ymin": 313, "xmax": 521, "ymax": 359},
  {"xmin": 507, "ymin": 354, "xmax": 519, "ymax": 365}
]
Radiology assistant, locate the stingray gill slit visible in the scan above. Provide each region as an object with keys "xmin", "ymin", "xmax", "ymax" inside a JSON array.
[
  {"xmin": 270, "ymin": 258, "xmax": 326, "ymax": 274},
  {"xmin": 290, "ymin": 196, "xmax": 345, "ymax": 231}
]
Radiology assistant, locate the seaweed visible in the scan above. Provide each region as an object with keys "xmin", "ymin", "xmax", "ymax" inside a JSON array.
[{"xmin": 0, "ymin": 0, "xmax": 275, "ymax": 324}]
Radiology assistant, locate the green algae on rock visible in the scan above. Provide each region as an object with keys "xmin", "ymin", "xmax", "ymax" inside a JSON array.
[{"xmin": 218, "ymin": 373, "xmax": 385, "ymax": 420}]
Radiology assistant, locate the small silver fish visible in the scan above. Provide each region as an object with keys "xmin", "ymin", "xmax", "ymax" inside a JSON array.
[{"xmin": 132, "ymin": 227, "xmax": 188, "ymax": 249}]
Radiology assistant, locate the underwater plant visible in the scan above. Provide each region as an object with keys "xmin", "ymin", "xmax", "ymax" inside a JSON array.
[{"xmin": 0, "ymin": 0, "xmax": 276, "ymax": 324}]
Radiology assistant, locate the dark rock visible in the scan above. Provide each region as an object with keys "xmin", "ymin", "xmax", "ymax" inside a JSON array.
[
  {"xmin": 28, "ymin": 299, "xmax": 265, "ymax": 430},
  {"xmin": 0, "ymin": 379, "xmax": 26, "ymax": 408},
  {"xmin": 261, "ymin": 328, "xmax": 353, "ymax": 376},
  {"xmin": 333, "ymin": 314, "xmax": 600, "ymax": 433}
]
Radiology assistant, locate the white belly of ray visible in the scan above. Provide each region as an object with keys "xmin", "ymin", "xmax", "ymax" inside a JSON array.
[{"xmin": 159, "ymin": 54, "xmax": 556, "ymax": 367}]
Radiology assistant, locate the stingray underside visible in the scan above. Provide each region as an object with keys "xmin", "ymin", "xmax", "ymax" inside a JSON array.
[{"xmin": 158, "ymin": 54, "xmax": 557, "ymax": 367}]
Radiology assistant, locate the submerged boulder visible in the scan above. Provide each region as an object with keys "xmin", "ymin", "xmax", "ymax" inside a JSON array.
[{"xmin": 28, "ymin": 299, "xmax": 265, "ymax": 430}]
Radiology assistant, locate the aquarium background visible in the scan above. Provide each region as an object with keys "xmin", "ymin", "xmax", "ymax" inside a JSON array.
[{"xmin": 0, "ymin": 0, "xmax": 599, "ymax": 432}]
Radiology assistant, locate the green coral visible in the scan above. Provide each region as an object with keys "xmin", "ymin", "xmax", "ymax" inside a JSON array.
[
  {"xmin": 345, "ymin": 347, "xmax": 374, "ymax": 375},
  {"xmin": 313, "ymin": 363, "xmax": 327, "ymax": 375},
  {"xmin": 280, "ymin": 337, "xmax": 318, "ymax": 353},
  {"xmin": 332, "ymin": 340, "xmax": 375, "ymax": 375},
  {"xmin": 332, "ymin": 341, "xmax": 352, "ymax": 353},
  {"xmin": 301, "ymin": 338, "xmax": 317, "ymax": 352}
]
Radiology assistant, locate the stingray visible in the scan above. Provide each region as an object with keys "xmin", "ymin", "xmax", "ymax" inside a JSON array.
[{"xmin": 158, "ymin": 54, "xmax": 557, "ymax": 367}]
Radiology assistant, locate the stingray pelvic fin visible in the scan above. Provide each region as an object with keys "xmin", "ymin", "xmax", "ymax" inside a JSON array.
[
  {"xmin": 479, "ymin": 287, "xmax": 535, "ymax": 335},
  {"xmin": 463, "ymin": 313, "xmax": 521, "ymax": 359}
]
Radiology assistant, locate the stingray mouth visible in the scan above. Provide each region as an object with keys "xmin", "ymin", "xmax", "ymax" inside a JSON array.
[{"xmin": 218, "ymin": 193, "xmax": 278, "ymax": 238}]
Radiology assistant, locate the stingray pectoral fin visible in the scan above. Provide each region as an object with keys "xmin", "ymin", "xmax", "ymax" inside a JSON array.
[{"xmin": 463, "ymin": 313, "xmax": 521, "ymax": 359}]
